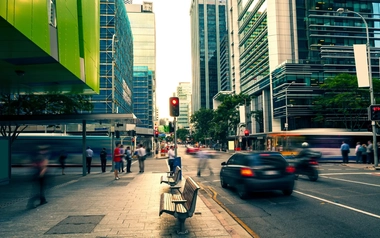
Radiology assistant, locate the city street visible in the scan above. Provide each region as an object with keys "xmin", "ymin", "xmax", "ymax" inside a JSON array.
[{"xmin": 181, "ymin": 146, "xmax": 380, "ymax": 238}]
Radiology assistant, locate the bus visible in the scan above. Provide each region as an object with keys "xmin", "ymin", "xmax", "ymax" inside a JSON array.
[{"xmin": 254, "ymin": 128, "xmax": 377, "ymax": 162}]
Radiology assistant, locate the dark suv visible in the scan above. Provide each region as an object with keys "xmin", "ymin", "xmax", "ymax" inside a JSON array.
[{"xmin": 220, "ymin": 151, "xmax": 296, "ymax": 199}]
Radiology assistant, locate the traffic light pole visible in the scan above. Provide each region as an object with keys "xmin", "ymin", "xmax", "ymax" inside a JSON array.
[{"xmin": 174, "ymin": 117, "xmax": 178, "ymax": 157}]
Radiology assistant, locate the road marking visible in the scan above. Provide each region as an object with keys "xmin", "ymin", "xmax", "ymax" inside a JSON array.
[
  {"xmin": 295, "ymin": 190, "xmax": 380, "ymax": 219},
  {"xmin": 321, "ymin": 172, "xmax": 379, "ymax": 176},
  {"xmin": 320, "ymin": 176, "xmax": 380, "ymax": 187}
]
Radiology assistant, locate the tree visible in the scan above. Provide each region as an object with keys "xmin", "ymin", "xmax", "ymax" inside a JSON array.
[
  {"xmin": 213, "ymin": 93, "xmax": 253, "ymax": 147},
  {"xmin": 312, "ymin": 73, "xmax": 380, "ymax": 130},
  {"xmin": 176, "ymin": 128, "xmax": 189, "ymax": 142},
  {"xmin": 0, "ymin": 93, "xmax": 93, "ymax": 145},
  {"xmin": 190, "ymin": 108, "xmax": 215, "ymax": 144}
]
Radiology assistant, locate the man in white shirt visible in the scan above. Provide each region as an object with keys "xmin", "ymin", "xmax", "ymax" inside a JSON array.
[
  {"xmin": 86, "ymin": 146, "xmax": 94, "ymax": 174},
  {"xmin": 137, "ymin": 144, "xmax": 146, "ymax": 173},
  {"xmin": 167, "ymin": 145, "xmax": 175, "ymax": 174}
]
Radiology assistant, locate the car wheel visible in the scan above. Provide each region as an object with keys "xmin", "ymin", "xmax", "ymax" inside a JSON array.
[
  {"xmin": 237, "ymin": 185, "xmax": 248, "ymax": 199},
  {"xmin": 220, "ymin": 176, "xmax": 228, "ymax": 188},
  {"xmin": 282, "ymin": 189, "xmax": 293, "ymax": 196},
  {"xmin": 308, "ymin": 169, "xmax": 318, "ymax": 181}
]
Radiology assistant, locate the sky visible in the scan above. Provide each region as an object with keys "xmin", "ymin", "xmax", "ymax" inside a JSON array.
[{"xmin": 133, "ymin": 0, "xmax": 192, "ymax": 119}]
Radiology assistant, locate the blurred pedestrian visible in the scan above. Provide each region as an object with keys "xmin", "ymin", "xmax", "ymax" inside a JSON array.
[
  {"xmin": 168, "ymin": 145, "xmax": 175, "ymax": 174},
  {"xmin": 113, "ymin": 143, "xmax": 123, "ymax": 180},
  {"xmin": 27, "ymin": 145, "xmax": 50, "ymax": 208},
  {"xmin": 355, "ymin": 142, "xmax": 362, "ymax": 164},
  {"xmin": 58, "ymin": 149, "xmax": 68, "ymax": 175},
  {"xmin": 125, "ymin": 146, "xmax": 132, "ymax": 173},
  {"xmin": 197, "ymin": 149, "xmax": 213, "ymax": 177},
  {"xmin": 367, "ymin": 140, "xmax": 374, "ymax": 164},
  {"xmin": 100, "ymin": 148, "xmax": 107, "ymax": 173},
  {"xmin": 137, "ymin": 144, "xmax": 147, "ymax": 173},
  {"xmin": 340, "ymin": 141, "xmax": 350, "ymax": 163},
  {"xmin": 86, "ymin": 146, "xmax": 93, "ymax": 174}
]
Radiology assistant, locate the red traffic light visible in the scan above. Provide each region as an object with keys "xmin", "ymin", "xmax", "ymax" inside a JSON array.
[
  {"xmin": 244, "ymin": 129, "xmax": 249, "ymax": 136},
  {"xmin": 155, "ymin": 131, "xmax": 159, "ymax": 137},
  {"xmin": 169, "ymin": 97, "xmax": 180, "ymax": 117}
]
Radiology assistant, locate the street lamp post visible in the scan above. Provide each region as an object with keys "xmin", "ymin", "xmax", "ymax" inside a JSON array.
[
  {"xmin": 337, "ymin": 8, "xmax": 377, "ymax": 166},
  {"xmin": 284, "ymin": 81, "xmax": 295, "ymax": 131}
]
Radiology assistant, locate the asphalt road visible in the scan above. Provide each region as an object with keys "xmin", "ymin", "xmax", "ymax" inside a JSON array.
[{"xmin": 180, "ymin": 147, "xmax": 380, "ymax": 238}]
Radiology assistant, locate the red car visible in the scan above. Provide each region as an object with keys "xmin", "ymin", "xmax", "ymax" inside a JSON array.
[{"xmin": 186, "ymin": 146, "xmax": 200, "ymax": 154}]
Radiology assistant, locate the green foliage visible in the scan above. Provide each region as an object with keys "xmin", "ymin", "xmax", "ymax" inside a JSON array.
[
  {"xmin": 0, "ymin": 93, "xmax": 93, "ymax": 144},
  {"xmin": 312, "ymin": 73, "xmax": 380, "ymax": 130},
  {"xmin": 190, "ymin": 93, "xmax": 254, "ymax": 145},
  {"xmin": 176, "ymin": 128, "xmax": 189, "ymax": 142}
]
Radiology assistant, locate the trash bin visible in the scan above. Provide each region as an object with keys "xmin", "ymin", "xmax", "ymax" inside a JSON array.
[{"xmin": 173, "ymin": 157, "xmax": 182, "ymax": 180}]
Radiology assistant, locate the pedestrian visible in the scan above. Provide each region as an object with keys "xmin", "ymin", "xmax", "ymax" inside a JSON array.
[
  {"xmin": 367, "ymin": 140, "xmax": 374, "ymax": 164},
  {"xmin": 27, "ymin": 145, "xmax": 50, "ymax": 208},
  {"xmin": 137, "ymin": 144, "xmax": 147, "ymax": 173},
  {"xmin": 197, "ymin": 149, "xmax": 213, "ymax": 177},
  {"xmin": 340, "ymin": 141, "xmax": 350, "ymax": 163},
  {"xmin": 58, "ymin": 149, "xmax": 68, "ymax": 175},
  {"xmin": 355, "ymin": 142, "xmax": 362, "ymax": 164},
  {"xmin": 100, "ymin": 148, "xmax": 107, "ymax": 173},
  {"xmin": 113, "ymin": 143, "xmax": 123, "ymax": 180},
  {"xmin": 119, "ymin": 144, "xmax": 125, "ymax": 173},
  {"xmin": 360, "ymin": 144, "xmax": 367, "ymax": 164},
  {"xmin": 125, "ymin": 146, "xmax": 132, "ymax": 173},
  {"xmin": 86, "ymin": 146, "xmax": 93, "ymax": 174},
  {"xmin": 167, "ymin": 145, "xmax": 175, "ymax": 174}
]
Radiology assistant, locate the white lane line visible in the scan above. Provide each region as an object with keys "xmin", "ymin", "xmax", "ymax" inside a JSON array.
[
  {"xmin": 320, "ymin": 176, "xmax": 380, "ymax": 187},
  {"xmin": 294, "ymin": 190, "xmax": 380, "ymax": 219},
  {"xmin": 321, "ymin": 172, "xmax": 378, "ymax": 176}
]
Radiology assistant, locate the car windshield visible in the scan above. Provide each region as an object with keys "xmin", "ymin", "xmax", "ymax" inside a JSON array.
[{"xmin": 245, "ymin": 154, "xmax": 287, "ymax": 167}]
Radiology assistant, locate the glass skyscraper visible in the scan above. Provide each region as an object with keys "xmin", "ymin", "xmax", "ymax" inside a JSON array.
[
  {"xmin": 226, "ymin": 0, "xmax": 380, "ymax": 133},
  {"xmin": 190, "ymin": 0, "xmax": 227, "ymax": 112},
  {"xmin": 94, "ymin": 0, "xmax": 134, "ymax": 114}
]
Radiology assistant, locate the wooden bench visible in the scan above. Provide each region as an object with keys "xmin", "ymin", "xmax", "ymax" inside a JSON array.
[
  {"xmin": 159, "ymin": 176, "xmax": 200, "ymax": 234},
  {"xmin": 160, "ymin": 166, "xmax": 181, "ymax": 186}
]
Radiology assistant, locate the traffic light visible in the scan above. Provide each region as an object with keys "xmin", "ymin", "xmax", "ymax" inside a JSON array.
[
  {"xmin": 244, "ymin": 129, "xmax": 249, "ymax": 136},
  {"xmin": 155, "ymin": 130, "xmax": 159, "ymax": 137},
  {"xmin": 115, "ymin": 130, "xmax": 120, "ymax": 138},
  {"xmin": 169, "ymin": 97, "xmax": 179, "ymax": 117},
  {"xmin": 369, "ymin": 105, "xmax": 380, "ymax": 121}
]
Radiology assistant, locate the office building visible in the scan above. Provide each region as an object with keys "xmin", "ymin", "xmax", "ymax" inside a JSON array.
[
  {"xmin": 126, "ymin": 2, "xmax": 156, "ymax": 129},
  {"xmin": 226, "ymin": 0, "xmax": 380, "ymax": 134},
  {"xmin": 93, "ymin": 0, "xmax": 134, "ymax": 114},
  {"xmin": 176, "ymin": 82, "xmax": 192, "ymax": 129},
  {"xmin": 190, "ymin": 0, "xmax": 228, "ymax": 112}
]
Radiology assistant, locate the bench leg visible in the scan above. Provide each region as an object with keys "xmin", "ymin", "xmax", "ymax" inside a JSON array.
[{"xmin": 177, "ymin": 217, "xmax": 188, "ymax": 235}]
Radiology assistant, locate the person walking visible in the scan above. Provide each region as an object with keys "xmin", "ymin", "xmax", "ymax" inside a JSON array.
[
  {"xmin": 167, "ymin": 145, "xmax": 175, "ymax": 174},
  {"xmin": 27, "ymin": 145, "xmax": 50, "ymax": 208},
  {"xmin": 100, "ymin": 148, "xmax": 107, "ymax": 173},
  {"xmin": 125, "ymin": 146, "xmax": 132, "ymax": 173},
  {"xmin": 86, "ymin": 146, "xmax": 94, "ymax": 174},
  {"xmin": 367, "ymin": 140, "xmax": 374, "ymax": 164},
  {"xmin": 355, "ymin": 142, "xmax": 362, "ymax": 164},
  {"xmin": 113, "ymin": 143, "xmax": 123, "ymax": 180},
  {"xmin": 58, "ymin": 149, "xmax": 67, "ymax": 175},
  {"xmin": 197, "ymin": 149, "xmax": 213, "ymax": 177},
  {"xmin": 137, "ymin": 144, "xmax": 147, "ymax": 173},
  {"xmin": 340, "ymin": 141, "xmax": 350, "ymax": 163}
]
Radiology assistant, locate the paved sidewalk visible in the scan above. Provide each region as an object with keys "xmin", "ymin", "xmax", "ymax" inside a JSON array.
[{"xmin": 0, "ymin": 158, "xmax": 252, "ymax": 238}]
